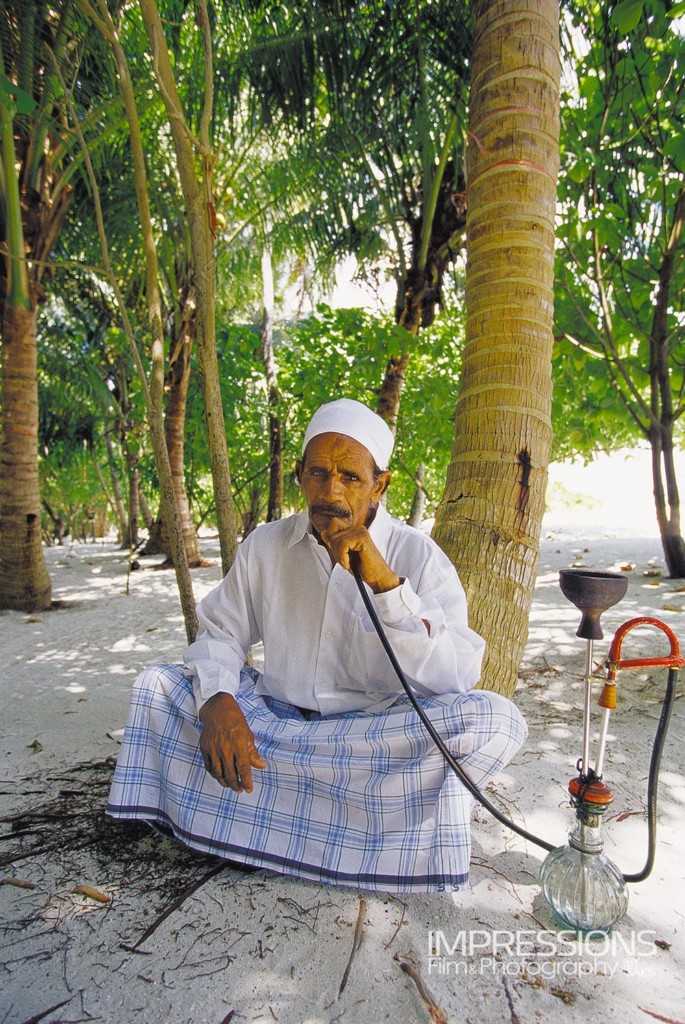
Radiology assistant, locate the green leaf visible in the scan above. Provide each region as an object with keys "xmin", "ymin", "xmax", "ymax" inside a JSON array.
[
  {"xmin": 664, "ymin": 132, "xmax": 685, "ymax": 167},
  {"xmin": 611, "ymin": 0, "xmax": 644, "ymax": 33},
  {"xmin": 568, "ymin": 159, "xmax": 591, "ymax": 184},
  {"xmin": 0, "ymin": 73, "xmax": 37, "ymax": 115}
]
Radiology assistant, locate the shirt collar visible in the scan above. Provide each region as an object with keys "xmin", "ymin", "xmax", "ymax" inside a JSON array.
[{"xmin": 287, "ymin": 502, "xmax": 393, "ymax": 556}]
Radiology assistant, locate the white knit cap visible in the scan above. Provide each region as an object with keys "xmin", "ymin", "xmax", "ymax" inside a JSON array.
[{"xmin": 301, "ymin": 399, "xmax": 394, "ymax": 470}]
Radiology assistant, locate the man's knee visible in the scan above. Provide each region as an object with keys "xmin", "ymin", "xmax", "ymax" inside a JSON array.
[
  {"xmin": 131, "ymin": 664, "xmax": 188, "ymax": 706},
  {"xmin": 437, "ymin": 688, "xmax": 527, "ymax": 758}
]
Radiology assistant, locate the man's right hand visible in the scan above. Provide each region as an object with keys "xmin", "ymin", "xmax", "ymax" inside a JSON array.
[{"xmin": 198, "ymin": 692, "xmax": 266, "ymax": 793}]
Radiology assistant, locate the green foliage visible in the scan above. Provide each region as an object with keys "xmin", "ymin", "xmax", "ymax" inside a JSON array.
[
  {"xmin": 553, "ymin": 0, "xmax": 685, "ymax": 460},
  {"xmin": 185, "ymin": 305, "xmax": 464, "ymax": 526}
]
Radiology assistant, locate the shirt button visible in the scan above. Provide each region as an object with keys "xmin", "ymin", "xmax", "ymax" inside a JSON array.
[{"xmin": 325, "ymin": 630, "xmax": 332, "ymax": 639}]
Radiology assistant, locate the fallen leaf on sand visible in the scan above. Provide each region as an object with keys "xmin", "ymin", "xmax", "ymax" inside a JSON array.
[
  {"xmin": 72, "ymin": 884, "xmax": 111, "ymax": 903},
  {"xmin": 551, "ymin": 987, "xmax": 576, "ymax": 1005},
  {"xmin": 661, "ymin": 604, "xmax": 684, "ymax": 613},
  {"xmin": 27, "ymin": 739, "xmax": 43, "ymax": 753}
]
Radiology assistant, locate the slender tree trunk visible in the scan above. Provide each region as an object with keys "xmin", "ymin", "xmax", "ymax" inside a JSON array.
[
  {"xmin": 164, "ymin": 284, "xmax": 201, "ymax": 563},
  {"xmin": 126, "ymin": 461, "xmax": 140, "ymax": 548},
  {"xmin": 139, "ymin": 0, "xmax": 238, "ymax": 574},
  {"xmin": 104, "ymin": 422, "xmax": 129, "ymax": 542},
  {"xmin": 84, "ymin": 0, "xmax": 198, "ymax": 641},
  {"xmin": 376, "ymin": 352, "xmax": 412, "ymax": 432},
  {"xmin": 432, "ymin": 0, "xmax": 561, "ymax": 697},
  {"xmin": 651, "ymin": 426, "xmax": 685, "ymax": 577},
  {"xmin": 261, "ymin": 244, "xmax": 282, "ymax": 522},
  {"xmin": 138, "ymin": 488, "xmax": 154, "ymax": 532},
  {"xmin": 375, "ymin": 160, "xmax": 467, "ymax": 430},
  {"xmin": 0, "ymin": 304, "xmax": 52, "ymax": 610},
  {"xmin": 145, "ymin": 283, "xmax": 203, "ymax": 564},
  {"xmin": 648, "ymin": 187, "xmax": 685, "ymax": 577},
  {"xmin": 42, "ymin": 499, "xmax": 67, "ymax": 545},
  {"xmin": 407, "ymin": 462, "xmax": 426, "ymax": 528}
]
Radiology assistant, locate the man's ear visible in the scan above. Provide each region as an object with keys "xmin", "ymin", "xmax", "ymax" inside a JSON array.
[
  {"xmin": 295, "ymin": 460, "xmax": 303, "ymax": 485},
  {"xmin": 373, "ymin": 470, "xmax": 391, "ymax": 499}
]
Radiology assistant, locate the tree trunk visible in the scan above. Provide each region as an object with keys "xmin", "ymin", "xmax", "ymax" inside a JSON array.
[
  {"xmin": 144, "ymin": 282, "xmax": 203, "ymax": 564},
  {"xmin": 0, "ymin": 304, "xmax": 52, "ymax": 609},
  {"xmin": 127, "ymin": 462, "xmax": 140, "ymax": 549},
  {"xmin": 139, "ymin": 488, "xmax": 154, "ymax": 532},
  {"xmin": 139, "ymin": 0, "xmax": 238, "ymax": 575},
  {"xmin": 407, "ymin": 463, "xmax": 426, "ymax": 528},
  {"xmin": 432, "ymin": 0, "xmax": 561, "ymax": 697},
  {"xmin": 651, "ymin": 427, "xmax": 685, "ymax": 577},
  {"xmin": 376, "ymin": 352, "xmax": 412, "ymax": 433},
  {"xmin": 261, "ymin": 244, "xmax": 282, "ymax": 522},
  {"xmin": 87, "ymin": 0, "xmax": 198, "ymax": 642},
  {"xmin": 648, "ymin": 186, "xmax": 685, "ymax": 578},
  {"xmin": 104, "ymin": 422, "xmax": 129, "ymax": 542},
  {"xmin": 375, "ymin": 163, "xmax": 468, "ymax": 430}
]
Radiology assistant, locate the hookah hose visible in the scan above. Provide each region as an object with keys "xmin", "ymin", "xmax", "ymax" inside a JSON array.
[
  {"xmin": 605, "ymin": 618, "xmax": 682, "ymax": 884},
  {"xmin": 350, "ymin": 557, "xmax": 555, "ymax": 854},
  {"xmin": 621, "ymin": 666, "xmax": 677, "ymax": 882}
]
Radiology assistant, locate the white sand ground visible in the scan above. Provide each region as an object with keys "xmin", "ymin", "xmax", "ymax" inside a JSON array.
[{"xmin": 1, "ymin": 449, "xmax": 684, "ymax": 1024}]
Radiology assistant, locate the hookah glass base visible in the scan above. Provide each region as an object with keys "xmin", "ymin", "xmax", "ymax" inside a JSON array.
[{"xmin": 540, "ymin": 779, "xmax": 628, "ymax": 934}]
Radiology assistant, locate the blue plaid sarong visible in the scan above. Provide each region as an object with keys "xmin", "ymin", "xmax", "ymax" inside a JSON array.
[{"xmin": 106, "ymin": 666, "xmax": 527, "ymax": 892}]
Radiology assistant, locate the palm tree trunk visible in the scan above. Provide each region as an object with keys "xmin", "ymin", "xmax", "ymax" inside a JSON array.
[
  {"xmin": 432, "ymin": 0, "xmax": 561, "ymax": 697},
  {"xmin": 0, "ymin": 304, "xmax": 52, "ymax": 609}
]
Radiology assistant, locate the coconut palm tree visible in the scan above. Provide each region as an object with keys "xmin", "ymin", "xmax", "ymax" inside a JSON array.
[
  {"xmin": 432, "ymin": 0, "xmax": 561, "ymax": 697},
  {"xmin": 0, "ymin": 0, "xmax": 112, "ymax": 610}
]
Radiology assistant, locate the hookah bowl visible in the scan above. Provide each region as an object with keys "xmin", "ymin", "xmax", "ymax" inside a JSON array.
[
  {"xmin": 558, "ymin": 568, "xmax": 628, "ymax": 641},
  {"xmin": 540, "ymin": 777, "xmax": 628, "ymax": 934}
]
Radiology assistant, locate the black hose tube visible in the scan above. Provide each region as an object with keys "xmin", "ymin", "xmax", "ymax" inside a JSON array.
[
  {"xmin": 350, "ymin": 558, "xmax": 555, "ymax": 854},
  {"xmin": 622, "ymin": 666, "xmax": 678, "ymax": 883}
]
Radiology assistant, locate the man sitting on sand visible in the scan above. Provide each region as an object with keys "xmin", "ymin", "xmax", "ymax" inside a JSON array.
[{"xmin": 107, "ymin": 399, "xmax": 526, "ymax": 892}]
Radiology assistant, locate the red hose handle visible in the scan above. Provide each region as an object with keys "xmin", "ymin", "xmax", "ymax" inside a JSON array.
[{"xmin": 607, "ymin": 616, "xmax": 685, "ymax": 680}]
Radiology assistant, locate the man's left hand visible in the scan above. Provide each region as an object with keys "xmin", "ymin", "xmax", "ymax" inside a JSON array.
[{"xmin": 320, "ymin": 522, "xmax": 400, "ymax": 594}]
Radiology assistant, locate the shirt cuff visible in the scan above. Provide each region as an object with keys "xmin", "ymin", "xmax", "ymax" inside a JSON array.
[
  {"xmin": 185, "ymin": 662, "xmax": 240, "ymax": 713},
  {"xmin": 372, "ymin": 577, "xmax": 426, "ymax": 626}
]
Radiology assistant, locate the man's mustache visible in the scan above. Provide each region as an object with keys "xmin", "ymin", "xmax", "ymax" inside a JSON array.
[{"xmin": 311, "ymin": 504, "xmax": 350, "ymax": 518}]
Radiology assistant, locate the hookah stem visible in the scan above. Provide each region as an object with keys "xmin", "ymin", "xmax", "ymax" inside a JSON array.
[
  {"xmin": 622, "ymin": 666, "xmax": 678, "ymax": 883},
  {"xmin": 582, "ymin": 638, "xmax": 594, "ymax": 777},
  {"xmin": 350, "ymin": 556, "xmax": 555, "ymax": 854},
  {"xmin": 594, "ymin": 707, "xmax": 611, "ymax": 778}
]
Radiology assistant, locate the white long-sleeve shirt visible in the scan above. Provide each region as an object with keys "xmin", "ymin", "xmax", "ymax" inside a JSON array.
[{"xmin": 183, "ymin": 505, "xmax": 485, "ymax": 715}]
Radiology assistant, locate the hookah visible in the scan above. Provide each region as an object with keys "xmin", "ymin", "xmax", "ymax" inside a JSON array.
[
  {"xmin": 350, "ymin": 559, "xmax": 682, "ymax": 935},
  {"xmin": 540, "ymin": 568, "xmax": 683, "ymax": 933}
]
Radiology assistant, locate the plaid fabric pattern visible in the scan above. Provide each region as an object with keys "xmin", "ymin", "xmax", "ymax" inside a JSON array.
[{"xmin": 107, "ymin": 666, "xmax": 527, "ymax": 892}]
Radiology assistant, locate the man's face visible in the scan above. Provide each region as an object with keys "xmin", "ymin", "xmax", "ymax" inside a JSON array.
[{"xmin": 297, "ymin": 432, "xmax": 390, "ymax": 536}]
